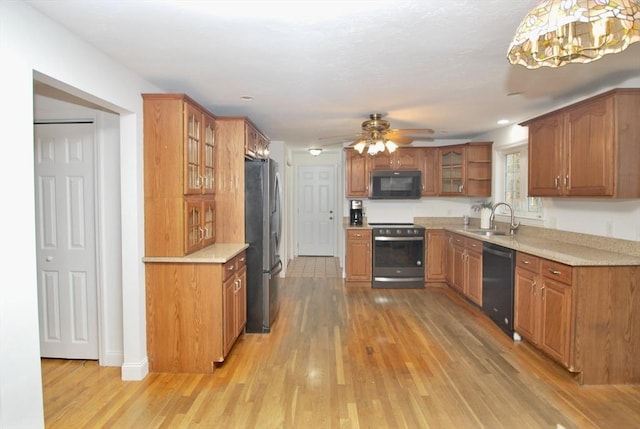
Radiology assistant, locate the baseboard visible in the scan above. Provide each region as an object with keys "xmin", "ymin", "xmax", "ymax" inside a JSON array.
[
  {"xmin": 100, "ymin": 350, "xmax": 123, "ymax": 367},
  {"xmin": 120, "ymin": 357, "xmax": 149, "ymax": 381}
]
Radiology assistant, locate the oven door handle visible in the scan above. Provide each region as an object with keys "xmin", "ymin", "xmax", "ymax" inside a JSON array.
[{"xmin": 374, "ymin": 236, "xmax": 424, "ymax": 242}]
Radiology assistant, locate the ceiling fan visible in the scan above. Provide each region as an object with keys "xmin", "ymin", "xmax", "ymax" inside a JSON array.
[{"xmin": 318, "ymin": 113, "xmax": 435, "ymax": 155}]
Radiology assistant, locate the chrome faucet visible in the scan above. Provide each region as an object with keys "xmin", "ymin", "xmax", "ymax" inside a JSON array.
[{"xmin": 490, "ymin": 202, "xmax": 520, "ymax": 235}]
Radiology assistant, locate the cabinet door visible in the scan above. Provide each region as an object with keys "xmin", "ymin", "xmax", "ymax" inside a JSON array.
[
  {"xmin": 184, "ymin": 103, "xmax": 203, "ymax": 195},
  {"xmin": 202, "ymin": 113, "xmax": 216, "ymax": 194},
  {"xmin": 440, "ymin": 146, "xmax": 465, "ymax": 195},
  {"xmin": 426, "ymin": 230, "xmax": 446, "ymax": 282},
  {"xmin": 528, "ymin": 114, "xmax": 564, "ymax": 196},
  {"xmin": 185, "ymin": 198, "xmax": 203, "ymax": 254},
  {"xmin": 369, "ymin": 152, "xmax": 393, "ymax": 170},
  {"xmin": 444, "ymin": 233, "xmax": 455, "ymax": 285},
  {"xmin": 465, "ymin": 248, "xmax": 482, "ymax": 306},
  {"xmin": 395, "ymin": 148, "xmax": 420, "ymax": 170},
  {"xmin": 565, "ymin": 97, "xmax": 614, "ymax": 196},
  {"xmin": 201, "ymin": 197, "xmax": 216, "ymax": 248},
  {"xmin": 451, "ymin": 244, "xmax": 465, "ymax": 293},
  {"xmin": 345, "ymin": 230, "xmax": 372, "ymax": 281},
  {"xmin": 245, "ymin": 123, "xmax": 259, "ymax": 158},
  {"xmin": 223, "ymin": 273, "xmax": 237, "ymax": 356},
  {"xmin": 345, "ymin": 150, "xmax": 370, "ymax": 197},
  {"xmin": 235, "ymin": 264, "xmax": 247, "ymax": 336},
  {"xmin": 514, "ymin": 268, "xmax": 539, "ymax": 344},
  {"xmin": 540, "ymin": 278, "xmax": 572, "ymax": 366},
  {"xmin": 421, "ymin": 147, "xmax": 438, "ymax": 196}
]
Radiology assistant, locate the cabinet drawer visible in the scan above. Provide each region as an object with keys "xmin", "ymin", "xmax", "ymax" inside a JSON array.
[
  {"xmin": 451, "ymin": 234, "xmax": 465, "ymax": 247},
  {"xmin": 347, "ymin": 229, "xmax": 371, "ymax": 240},
  {"xmin": 223, "ymin": 258, "xmax": 237, "ymax": 281},
  {"xmin": 234, "ymin": 251, "xmax": 246, "ymax": 269},
  {"xmin": 516, "ymin": 252, "xmax": 539, "ymax": 272},
  {"xmin": 541, "ymin": 259, "xmax": 572, "ymax": 285},
  {"xmin": 465, "ymin": 237, "xmax": 482, "ymax": 253}
]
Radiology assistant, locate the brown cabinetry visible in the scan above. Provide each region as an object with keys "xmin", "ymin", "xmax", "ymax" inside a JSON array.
[
  {"xmin": 515, "ymin": 252, "xmax": 572, "ymax": 367},
  {"xmin": 369, "ymin": 147, "xmax": 420, "ymax": 170},
  {"xmin": 345, "ymin": 142, "xmax": 491, "ymax": 198},
  {"xmin": 420, "ymin": 147, "xmax": 439, "ymax": 196},
  {"xmin": 145, "ymin": 250, "xmax": 247, "ymax": 373},
  {"xmin": 345, "ymin": 150, "xmax": 370, "ymax": 197},
  {"xmin": 515, "ymin": 253, "xmax": 572, "ymax": 367},
  {"xmin": 214, "ymin": 117, "xmax": 269, "ymax": 243},
  {"xmin": 445, "ymin": 232, "xmax": 482, "ymax": 306},
  {"xmin": 439, "ymin": 142, "xmax": 492, "ymax": 197},
  {"xmin": 522, "ymin": 88, "xmax": 640, "ymax": 198},
  {"xmin": 245, "ymin": 121, "xmax": 270, "ymax": 159},
  {"xmin": 345, "ymin": 229, "xmax": 372, "ymax": 282},
  {"xmin": 425, "ymin": 229, "xmax": 446, "ymax": 282},
  {"xmin": 222, "ymin": 253, "xmax": 247, "ymax": 357},
  {"xmin": 143, "ymin": 93, "xmax": 216, "ymax": 256}
]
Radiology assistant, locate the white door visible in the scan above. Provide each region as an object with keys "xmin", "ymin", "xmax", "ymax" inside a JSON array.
[
  {"xmin": 34, "ymin": 122, "xmax": 99, "ymax": 359},
  {"xmin": 297, "ymin": 165, "xmax": 335, "ymax": 256}
]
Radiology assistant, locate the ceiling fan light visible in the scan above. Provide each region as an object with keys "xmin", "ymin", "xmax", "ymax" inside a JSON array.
[
  {"xmin": 385, "ymin": 140, "xmax": 398, "ymax": 153},
  {"xmin": 507, "ymin": 0, "xmax": 640, "ymax": 69},
  {"xmin": 367, "ymin": 143, "xmax": 379, "ymax": 155},
  {"xmin": 354, "ymin": 141, "xmax": 366, "ymax": 154}
]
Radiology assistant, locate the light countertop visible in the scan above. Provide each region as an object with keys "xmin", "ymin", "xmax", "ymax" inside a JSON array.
[
  {"xmin": 143, "ymin": 243, "xmax": 249, "ymax": 264},
  {"xmin": 447, "ymin": 227, "xmax": 640, "ymax": 267}
]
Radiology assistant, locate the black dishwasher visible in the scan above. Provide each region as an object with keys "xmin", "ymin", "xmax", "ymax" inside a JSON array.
[{"xmin": 482, "ymin": 242, "xmax": 515, "ymax": 338}]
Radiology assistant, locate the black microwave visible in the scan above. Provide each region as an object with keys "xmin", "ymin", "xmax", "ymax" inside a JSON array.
[{"xmin": 369, "ymin": 170, "xmax": 422, "ymax": 199}]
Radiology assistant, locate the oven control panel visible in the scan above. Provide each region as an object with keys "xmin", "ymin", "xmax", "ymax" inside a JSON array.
[{"xmin": 371, "ymin": 224, "xmax": 425, "ymax": 237}]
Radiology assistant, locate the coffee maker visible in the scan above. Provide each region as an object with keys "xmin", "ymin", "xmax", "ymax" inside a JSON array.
[{"xmin": 349, "ymin": 200, "xmax": 363, "ymax": 226}]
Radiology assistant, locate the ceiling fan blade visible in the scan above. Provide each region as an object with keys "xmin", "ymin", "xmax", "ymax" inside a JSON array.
[
  {"xmin": 387, "ymin": 128, "xmax": 435, "ymax": 135},
  {"xmin": 384, "ymin": 135, "xmax": 413, "ymax": 145},
  {"xmin": 317, "ymin": 133, "xmax": 363, "ymax": 142}
]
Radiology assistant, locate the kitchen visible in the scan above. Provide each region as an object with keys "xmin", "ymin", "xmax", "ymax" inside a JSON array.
[{"xmin": 3, "ymin": 1, "xmax": 640, "ymax": 428}]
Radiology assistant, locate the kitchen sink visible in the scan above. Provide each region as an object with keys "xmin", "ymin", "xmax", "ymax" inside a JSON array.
[{"xmin": 467, "ymin": 229, "xmax": 507, "ymax": 237}]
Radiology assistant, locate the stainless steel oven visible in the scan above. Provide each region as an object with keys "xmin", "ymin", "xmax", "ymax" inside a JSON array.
[{"xmin": 370, "ymin": 223, "xmax": 425, "ymax": 289}]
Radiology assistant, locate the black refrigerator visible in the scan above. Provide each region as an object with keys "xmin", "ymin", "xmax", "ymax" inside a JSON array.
[{"xmin": 244, "ymin": 159, "xmax": 282, "ymax": 333}]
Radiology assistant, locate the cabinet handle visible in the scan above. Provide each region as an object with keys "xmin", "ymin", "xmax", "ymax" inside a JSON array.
[
  {"xmin": 239, "ymin": 256, "xmax": 246, "ymax": 263},
  {"xmin": 228, "ymin": 265, "xmax": 235, "ymax": 272},
  {"xmin": 555, "ymin": 176, "xmax": 560, "ymax": 189},
  {"xmin": 541, "ymin": 284, "xmax": 546, "ymax": 299},
  {"xmin": 199, "ymin": 227, "xmax": 206, "ymax": 242},
  {"xmin": 564, "ymin": 175, "xmax": 569, "ymax": 187},
  {"xmin": 548, "ymin": 268, "xmax": 562, "ymax": 276},
  {"xmin": 531, "ymin": 280, "xmax": 536, "ymax": 295},
  {"xmin": 522, "ymin": 259, "xmax": 530, "ymax": 265}
]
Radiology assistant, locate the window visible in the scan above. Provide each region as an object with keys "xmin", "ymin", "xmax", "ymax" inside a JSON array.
[{"xmin": 500, "ymin": 145, "xmax": 542, "ymax": 218}]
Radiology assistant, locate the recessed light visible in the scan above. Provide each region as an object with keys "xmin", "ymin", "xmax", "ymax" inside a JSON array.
[
  {"xmin": 497, "ymin": 119, "xmax": 510, "ymax": 125},
  {"xmin": 240, "ymin": 95, "xmax": 254, "ymax": 101}
]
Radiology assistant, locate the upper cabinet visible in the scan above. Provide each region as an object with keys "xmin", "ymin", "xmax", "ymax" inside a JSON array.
[
  {"xmin": 522, "ymin": 89, "xmax": 640, "ymax": 198},
  {"xmin": 345, "ymin": 149, "xmax": 370, "ymax": 197},
  {"xmin": 344, "ymin": 142, "xmax": 492, "ymax": 198},
  {"xmin": 245, "ymin": 121, "xmax": 270, "ymax": 159},
  {"xmin": 143, "ymin": 93, "xmax": 217, "ymax": 256},
  {"xmin": 369, "ymin": 147, "xmax": 420, "ymax": 170},
  {"xmin": 439, "ymin": 142, "xmax": 492, "ymax": 197}
]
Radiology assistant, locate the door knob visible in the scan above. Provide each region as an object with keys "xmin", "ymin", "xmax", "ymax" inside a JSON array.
[{"xmin": 46, "ymin": 256, "xmax": 53, "ymax": 262}]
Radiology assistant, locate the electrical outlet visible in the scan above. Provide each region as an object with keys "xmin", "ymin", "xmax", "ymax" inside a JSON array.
[{"xmin": 606, "ymin": 220, "xmax": 614, "ymax": 237}]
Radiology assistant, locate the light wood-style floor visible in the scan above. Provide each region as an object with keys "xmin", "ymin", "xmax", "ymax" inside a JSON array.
[{"xmin": 42, "ymin": 258, "xmax": 640, "ymax": 428}]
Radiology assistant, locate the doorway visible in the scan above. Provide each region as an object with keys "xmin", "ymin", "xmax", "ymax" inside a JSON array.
[
  {"xmin": 296, "ymin": 165, "xmax": 337, "ymax": 256},
  {"xmin": 33, "ymin": 85, "xmax": 123, "ymax": 366}
]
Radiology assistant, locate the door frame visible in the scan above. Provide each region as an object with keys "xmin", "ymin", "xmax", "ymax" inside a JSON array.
[{"xmin": 34, "ymin": 92, "xmax": 123, "ymax": 366}]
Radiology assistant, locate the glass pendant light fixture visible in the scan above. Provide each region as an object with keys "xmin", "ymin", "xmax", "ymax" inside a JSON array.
[{"xmin": 507, "ymin": 0, "xmax": 640, "ymax": 68}]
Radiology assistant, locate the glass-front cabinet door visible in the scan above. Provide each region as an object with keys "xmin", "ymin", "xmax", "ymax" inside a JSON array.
[{"xmin": 440, "ymin": 145, "xmax": 465, "ymax": 195}]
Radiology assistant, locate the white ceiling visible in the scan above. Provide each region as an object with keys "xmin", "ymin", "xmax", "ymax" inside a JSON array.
[{"xmin": 25, "ymin": 0, "xmax": 640, "ymax": 149}]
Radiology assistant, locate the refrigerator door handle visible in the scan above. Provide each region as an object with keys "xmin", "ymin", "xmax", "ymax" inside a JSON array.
[{"xmin": 270, "ymin": 260, "xmax": 283, "ymax": 278}]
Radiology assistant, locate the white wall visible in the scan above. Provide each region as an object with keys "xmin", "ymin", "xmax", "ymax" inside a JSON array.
[{"xmin": 0, "ymin": 2, "xmax": 162, "ymax": 427}]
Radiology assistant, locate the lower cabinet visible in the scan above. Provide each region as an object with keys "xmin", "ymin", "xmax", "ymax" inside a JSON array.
[
  {"xmin": 223, "ymin": 253, "xmax": 247, "ymax": 357},
  {"xmin": 345, "ymin": 229, "xmax": 372, "ymax": 282},
  {"xmin": 445, "ymin": 232, "xmax": 482, "ymax": 306},
  {"xmin": 514, "ymin": 252, "xmax": 572, "ymax": 367},
  {"xmin": 145, "ymin": 251, "xmax": 246, "ymax": 373},
  {"xmin": 425, "ymin": 229, "xmax": 446, "ymax": 282}
]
